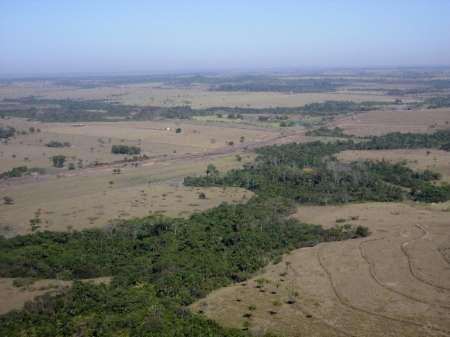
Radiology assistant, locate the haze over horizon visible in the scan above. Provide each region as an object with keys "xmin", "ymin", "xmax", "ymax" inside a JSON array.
[{"xmin": 1, "ymin": 0, "xmax": 450, "ymax": 76}]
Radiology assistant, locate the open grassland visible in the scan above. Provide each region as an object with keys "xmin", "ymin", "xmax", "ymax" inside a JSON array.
[
  {"xmin": 337, "ymin": 149, "xmax": 450, "ymax": 182},
  {"xmin": 332, "ymin": 108, "xmax": 450, "ymax": 136},
  {"xmin": 0, "ymin": 81, "xmax": 405, "ymax": 108},
  {"xmin": 0, "ymin": 152, "xmax": 254, "ymax": 236},
  {"xmin": 0, "ymin": 118, "xmax": 274, "ymax": 171},
  {"xmin": 192, "ymin": 202, "xmax": 450, "ymax": 337}
]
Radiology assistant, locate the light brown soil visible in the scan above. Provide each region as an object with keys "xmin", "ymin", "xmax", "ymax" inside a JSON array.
[
  {"xmin": 332, "ymin": 108, "xmax": 450, "ymax": 136},
  {"xmin": 192, "ymin": 202, "xmax": 450, "ymax": 337}
]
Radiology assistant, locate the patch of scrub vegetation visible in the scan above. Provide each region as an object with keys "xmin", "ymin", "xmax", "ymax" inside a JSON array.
[
  {"xmin": 0, "ymin": 166, "xmax": 46, "ymax": 180},
  {"xmin": 45, "ymin": 140, "xmax": 71, "ymax": 148}
]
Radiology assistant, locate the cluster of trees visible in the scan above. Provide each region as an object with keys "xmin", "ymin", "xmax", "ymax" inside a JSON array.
[
  {"xmin": 51, "ymin": 155, "xmax": 66, "ymax": 168},
  {"xmin": 185, "ymin": 135, "xmax": 450, "ymax": 203},
  {"xmin": 305, "ymin": 127, "xmax": 347, "ymax": 137},
  {"xmin": 46, "ymin": 140, "xmax": 71, "ymax": 148},
  {"xmin": 111, "ymin": 145, "xmax": 141, "ymax": 155},
  {"xmin": 0, "ymin": 126, "xmax": 15, "ymax": 139}
]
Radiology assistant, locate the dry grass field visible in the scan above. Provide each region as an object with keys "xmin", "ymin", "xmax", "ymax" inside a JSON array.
[
  {"xmin": 332, "ymin": 108, "xmax": 450, "ymax": 136},
  {"xmin": 0, "ymin": 118, "xmax": 274, "ymax": 171},
  {"xmin": 0, "ymin": 81, "xmax": 403, "ymax": 108},
  {"xmin": 0, "ymin": 152, "xmax": 254, "ymax": 236},
  {"xmin": 192, "ymin": 202, "xmax": 450, "ymax": 337}
]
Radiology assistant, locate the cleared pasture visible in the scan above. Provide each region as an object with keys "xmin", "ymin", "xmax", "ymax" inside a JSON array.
[
  {"xmin": 0, "ymin": 153, "xmax": 254, "ymax": 236},
  {"xmin": 0, "ymin": 118, "xmax": 273, "ymax": 171},
  {"xmin": 332, "ymin": 108, "xmax": 450, "ymax": 136}
]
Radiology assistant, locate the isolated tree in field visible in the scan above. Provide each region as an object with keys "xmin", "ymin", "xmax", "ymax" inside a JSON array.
[
  {"xmin": 51, "ymin": 155, "xmax": 66, "ymax": 168},
  {"xmin": 175, "ymin": 128, "xmax": 182, "ymax": 133},
  {"xmin": 3, "ymin": 196, "xmax": 14, "ymax": 205},
  {"xmin": 198, "ymin": 192, "xmax": 206, "ymax": 199},
  {"xmin": 206, "ymin": 164, "xmax": 218, "ymax": 176}
]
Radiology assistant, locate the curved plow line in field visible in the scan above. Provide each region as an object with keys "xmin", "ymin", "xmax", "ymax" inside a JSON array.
[
  {"xmin": 317, "ymin": 246, "xmax": 450, "ymax": 336},
  {"xmin": 400, "ymin": 224, "xmax": 450, "ymax": 292},
  {"xmin": 287, "ymin": 264, "xmax": 356, "ymax": 337},
  {"xmin": 359, "ymin": 236, "xmax": 450, "ymax": 310}
]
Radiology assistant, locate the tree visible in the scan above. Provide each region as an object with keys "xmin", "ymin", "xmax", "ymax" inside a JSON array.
[
  {"xmin": 3, "ymin": 196, "xmax": 14, "ymax": 205},
  {"xmin": 51, "ymin": 155, "xmax": 66, "ymax": 168},
  {"xmin": 206, "ymin": 164, "xmax": 218, "ymax": 176},
  {"xmin": 175, "ymin": 128, "xmax": 182, "ymax": 133}
]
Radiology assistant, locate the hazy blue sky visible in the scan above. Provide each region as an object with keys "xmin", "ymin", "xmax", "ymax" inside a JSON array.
[{"xmin": 1, "ymin": 0, "xmax": 450, "ymax": 75}]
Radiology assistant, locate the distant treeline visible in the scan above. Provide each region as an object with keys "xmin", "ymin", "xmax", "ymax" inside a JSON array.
[
  {"xmin": 209, "ymin": 79, "xmax": 341, "ymax": 93},
  {"xmin": 353, "ymin": 129, "xmax": 450, "ymax": 151},
  {"xmin": 1, "ymin": 97, "xmax": 386, "ymax": 122},
  {"xmin": 307, "ymin": 128, "xmax": 450, "ymax": 150}
]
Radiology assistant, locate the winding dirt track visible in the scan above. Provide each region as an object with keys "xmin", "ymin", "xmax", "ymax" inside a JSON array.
[{"xmin": 192, "ymin": 202, "xmax": 450, "ymax": 337}]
